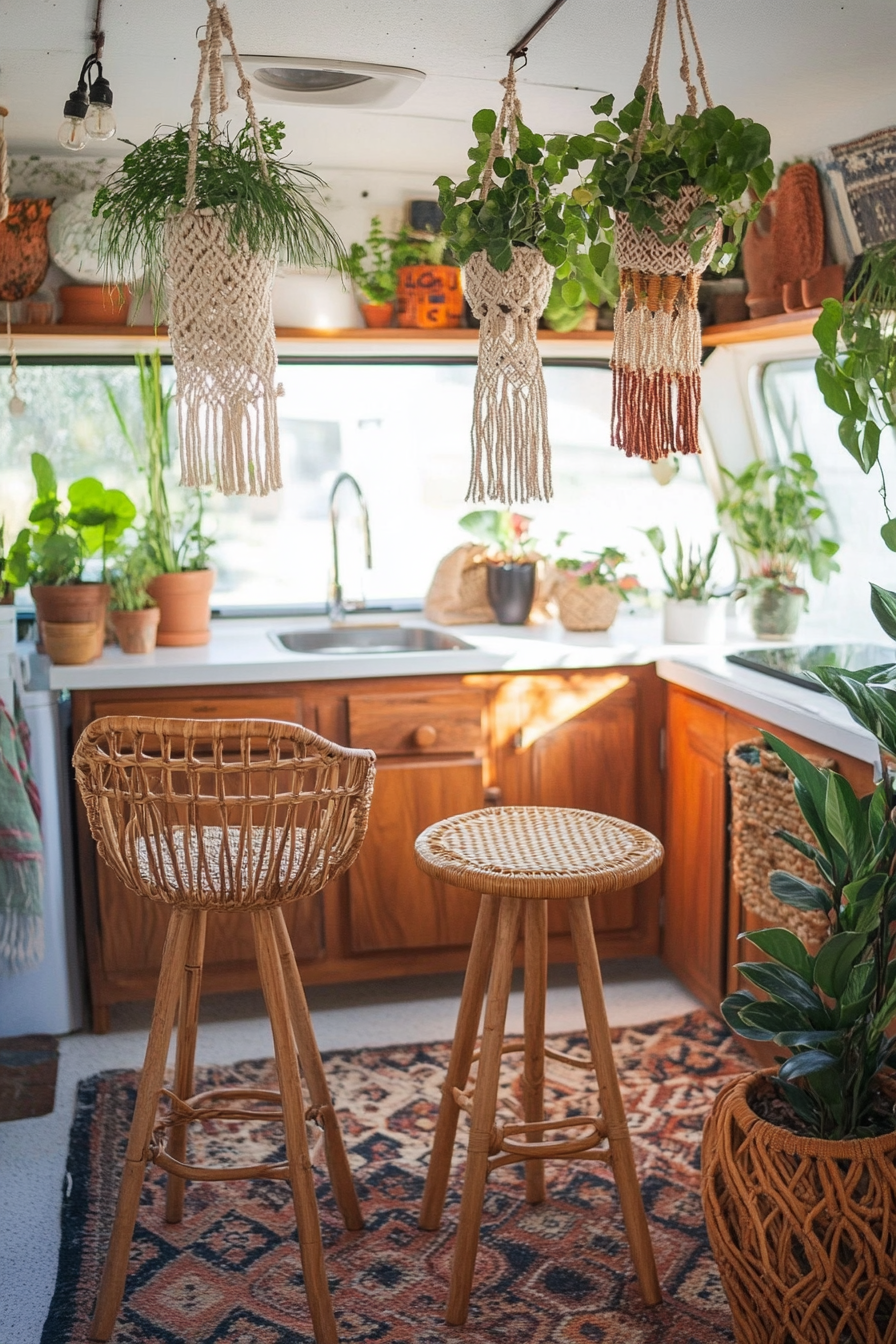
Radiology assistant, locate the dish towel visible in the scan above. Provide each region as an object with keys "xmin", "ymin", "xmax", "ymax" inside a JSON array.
[{"xmin": 0, "ymin": 693, "xmax": 43, "ymax": 973}]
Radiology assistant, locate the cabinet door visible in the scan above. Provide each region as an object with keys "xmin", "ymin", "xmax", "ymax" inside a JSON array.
[
  {"xmin": 663, "ymin": 689, "xmax": 728, "ymax": 1009},
  {"xmin": 347, "ymin": 758, "xmax": 485, "ymax": 953}
]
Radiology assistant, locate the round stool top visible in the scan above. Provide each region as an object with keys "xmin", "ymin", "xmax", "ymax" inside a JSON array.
[{"xmin": 415, "ymin": 805, "xmax": 664, "ymax": 900}]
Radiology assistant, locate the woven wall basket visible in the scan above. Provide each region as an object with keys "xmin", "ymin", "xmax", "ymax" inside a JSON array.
[
  {"xmin": 555, "ymin": 579, "xmax": 621, "ymax": 632},
  {"xmin": 702, "ymin": 1070, "xmax": 896, "ymax": 1344},
  {"xmin": 728, "ymin": 739, "xmax": 832, "ymax": 946}
]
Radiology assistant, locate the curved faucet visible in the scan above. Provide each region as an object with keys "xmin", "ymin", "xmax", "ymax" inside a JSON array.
[{"xmin": 328, "ymin": 472, "xmax": 372, "ymax": 624}]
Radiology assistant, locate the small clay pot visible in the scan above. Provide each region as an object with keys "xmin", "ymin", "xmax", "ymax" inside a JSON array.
[
  {"xmin": 110, "ymin": 606, "xmax": 160, "ymax": 655},
  {"xmin": 147, "ymin": 569, "xmax": 214, "ymax": 647},
  {"xmin": 782, "ymin": 279, "xmax": 807, "ymax": 313},
  {"xmin": 802, "ymin": 264, "xmax": 845, "ymax": 309},
  {"xmin": 31, "ymin": 582, "xmax": 109, "ymax": 659},
  {"xmin": 0, "ymin": 199, "xmax": 53, "ymax": 302},
  {"xmin": 360, "ymin": 302, "xmax": 394, "ymax": 329},
  {"xmin": 486, "ymin": 562, "xmax": 537, "ymax": 625},
  {"xmin": 59, "ymin": 284, "xmax": 130, "ymax": 326},
  {"xmin": 42, "ymin": 620, "xmax": 99, "ymax": 666}
]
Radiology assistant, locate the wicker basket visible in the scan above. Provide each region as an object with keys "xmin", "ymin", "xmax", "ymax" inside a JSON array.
[
  {"xmin": 728, "ymin": 739, "xmax": 833, "ymax": 945},
  {"xmin": 555, "ymin": 578, "xmax": 621, "ymax": 632}
]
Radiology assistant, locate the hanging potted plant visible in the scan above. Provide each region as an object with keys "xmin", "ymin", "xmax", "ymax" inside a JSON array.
[
  {"xmin": 436, "ymin": 59, "xmax": 613, "ymax": 504},
  {"xmin": 459, "ymin": 509, "xmax": 540, "ymax": 625},
  {"xmin": 92, "ymin": 0, "xmax": 342, "ymax": 497},
  {"xmin": 552, "ymin": 544, "xmax": 640, "ymax": 632},
  {"xmin": 643, "ymin": 526, "xmax": 724, "ymax": 643},
  {"xmin": 577, "ymin": 0, "xmax": 773, "ymax": 461},
  {"xmin": 108, "ymin": 543, "xmax": 161, "ymax": 655},
  {"xmin": 703, "ymin": 582, "xmax": 896, "ymax": 1340},
  {"xmin": 107, "ymin": 352, "xmax": 216, "ymax": 647},
  {"xmin": 813, "ymin": 241, "xmax": 896, "ymax": 550},
  {"xmin": 717, "ymin": 453, "xmax": 839, "ymax": 639}
]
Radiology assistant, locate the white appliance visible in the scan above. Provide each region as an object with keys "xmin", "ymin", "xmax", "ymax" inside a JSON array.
[{"xmin": 0, "ymin": 659, "xmax": 84, "ymax": 1036}]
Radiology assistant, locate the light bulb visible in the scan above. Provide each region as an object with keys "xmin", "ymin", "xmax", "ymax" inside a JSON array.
[
  {"xmin": 58, "ymin": 115, "xmax": 88, "ymax": 151},
  {"xmin": 85, "ymin": 102, "xmax": 116, "ymax": 141}
]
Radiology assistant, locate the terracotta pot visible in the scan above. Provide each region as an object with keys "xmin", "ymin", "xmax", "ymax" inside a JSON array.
[
  {"xmin": 360, "ymin": 302, "xmax": 394, "ymax": 329},
  {"xmin": 42, "ymin": 620, "xmax": 99, "ymax": 666},
  {"xmin": 31, "ymin": 582, "xmax": 109, "ymax": 659},
  {"xmin": 396, "ymin": 265, "xmax": 463, "ymax": 329},
  {"xmin": 0, "ymin": 199, "xmax": 53, "ymax": 302},
  {"xmin": 802, "ymin": 263, "xmax": 845, "ymax": 309},
  {"xmin": 59, "ymin": 284, "xmax": 130, "ymax": 326},
  {"xmin": 782, "ymin": 279, "xmax": 807, "ymax": 313},
  {"xmin": 702, "ymin": 1070, "xmax": 896, "ymax": 1343},
  {"xmin": 147, "ymin": 570, "xmax": 214, "ymax": 647},
  {"xmin": 110, "ymin": 606, "xmax": 161, "ymax": 655}
]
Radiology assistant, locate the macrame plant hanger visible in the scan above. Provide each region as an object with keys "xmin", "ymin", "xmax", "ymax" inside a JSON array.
[
  {"xmin": 165, "ymin": 0, "xmax": 283, "ymax": 497},
  {"xmin": 465, "ymin": 56, "xmax": 554, "ymax": 505},
  {"xmin": 611, "ymin": 0, "xmax": 722, "ymax": 462},
  {"xmin": 0, "ymin": 104, "xmax": 24, "ymax": 417}
]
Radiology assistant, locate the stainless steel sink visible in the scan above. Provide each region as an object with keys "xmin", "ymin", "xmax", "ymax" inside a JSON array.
[{"xmin": 272, "ymin": 626, "xmax": 475, "ymax": 655}]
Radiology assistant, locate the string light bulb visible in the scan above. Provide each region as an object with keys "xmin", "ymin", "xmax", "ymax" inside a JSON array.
[
  {"xmin": 57, "ymin": 75, "xmax": 90, "ymax": 151},
  {"xmin": 57, "ymin": 2, "xmax": 116, "ymax": 152},
  {"xmin": 84, "ymin": 67, "xmax": 116, "ymax": 141}
]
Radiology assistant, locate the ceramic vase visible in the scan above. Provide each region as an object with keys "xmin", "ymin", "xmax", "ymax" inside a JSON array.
[{"xmin": 486, "ymin": 561, "xmax": 537, "ymax": 625}]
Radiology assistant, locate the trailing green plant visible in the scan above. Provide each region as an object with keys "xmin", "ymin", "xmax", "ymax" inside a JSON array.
[
  {"xmin": 644, "ymin": 526, "xmax": 720, "ymax": 601},
  {"xmin": 0, "ymin": 521, "xmax": 23, "ymax": 601},
  {"xmin": 554, "ymin": 546, "xmax": 640, "ymax": 598},
  {"xmin": 717, "ymin": 453, "xmax": 839, "ymax": 597},
  {"xmin": 93, "ymin": 118, "xmax": 342, "ymax": 314},
  {"xmin": 813, "ymin": 242, "xmax": 896, "ymax": 550},
  {"xmin": 722, "ymin": 585, "xmax": 896, "ymax": 1140},
  {"xmin": 106, "ymin": 353, "xmax": 215, "ymax": 573},
  {"xmin": 4, "ymin": 453, "xmax": 136, "ymax": 587},
  {"xmin": 109, "ymin": 543, "xmax": 158, "ymax": 612},
  {"xmin": 459, "ymin": 510, "xmax": 536, "ymax": 563}
]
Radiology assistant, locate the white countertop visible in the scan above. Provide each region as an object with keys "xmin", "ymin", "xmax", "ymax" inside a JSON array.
[{"xmin": 31, "ymin": 609, "xmax": 882, "ymax": 767}]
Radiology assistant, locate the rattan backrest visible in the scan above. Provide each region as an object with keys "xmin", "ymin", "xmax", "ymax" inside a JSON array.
[{"xmin": 73, "ymin": 716, "xmax": 376, "ymax": 910}]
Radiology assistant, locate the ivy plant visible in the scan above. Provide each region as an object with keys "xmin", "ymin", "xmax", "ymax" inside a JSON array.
[{"xmin": 813, "ymin": 241, "xmax": 896, "ymax": 550}]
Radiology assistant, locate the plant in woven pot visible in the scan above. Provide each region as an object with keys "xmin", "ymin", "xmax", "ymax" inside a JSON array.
[
  {"xmin": 576, "ymin": 0, "xmax": 773, "ymax": 462},
  {"xmin": 717, "ymin": 452, "xmax": 839, "ymax": 639},
  {"xmin": 703, "ymin": 583, "xmax": 896, "ymax": 1343},
  {"xmin": 813, "ymin": 241, "xmax": 896, "ymax": 550},
  {"xmin": 552, "ymin": 545, "xmax": 639, "ymax": 633},
  {"xmin": 643, "ymin": 525, "xmax": 724, "ymax": 643},
  {"xmin": 107, "ymin": 352, "xmax": 216, "ymax": 647},
  {"xmin": 437, "ymin": 58, "xmax": 613, "ymax": 505},
  {"xmin": 92, "ymin": 0, "xmax": 341, "ymax": 498},
  {"xmin": 459, "ymin": 509, "xmax": 539, "ymax": 625},
  {"xmin": 5, "ymin": 452, "xmax": 135, "ymax": 663},
  {"xmin": 109, "ymin": 543, "xmax": 160, "ymax": 655}
]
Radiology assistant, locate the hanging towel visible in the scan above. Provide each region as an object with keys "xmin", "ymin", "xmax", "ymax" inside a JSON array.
[{"xmin": 0, "ymin": 693, "xmax": 43, "ymax": 973}]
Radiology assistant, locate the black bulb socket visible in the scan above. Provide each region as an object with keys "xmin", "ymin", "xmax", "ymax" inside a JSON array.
[
  {"xmin": 63, "ymin": 82, "xmax": 90, "ymax": 120},
  {"xmin": 89, "ymin": 73, "xmax": 113, "ymax": 109}
]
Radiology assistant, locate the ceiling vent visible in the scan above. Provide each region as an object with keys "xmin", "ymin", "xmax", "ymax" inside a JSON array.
[{"xmin": 230, "ymin": 56, "xmax": 425, "ymax": 109}]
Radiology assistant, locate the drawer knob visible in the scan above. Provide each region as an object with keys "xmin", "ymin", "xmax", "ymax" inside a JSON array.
[{"xmin": 414, "ymin": 724, "xmax": 438, "ymax": 748}]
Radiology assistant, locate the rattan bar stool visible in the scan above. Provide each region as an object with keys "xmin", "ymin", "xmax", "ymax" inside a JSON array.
[
  {"xmin": 73, "ymin": 716, "xmax": 376, "ymax": 1344},
  {"xmin": 415, "ymin": 804, "xmax": 665, "ymax": 1325}
]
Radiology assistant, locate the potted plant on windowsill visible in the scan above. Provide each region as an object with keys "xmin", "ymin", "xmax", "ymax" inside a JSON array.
[
  {"xmin": 552, "ymin": 545, "xmax": 639, "ymax": 632},
  {"xmin": 644, "ymin": 526, "xmax": 724, "ymax": 643},
  {"xmin": 459, "ymin": 509, "xmax": 539, "ymax": 625},
  {"xmin": 108, "ymin": 352, "xmax": 216, "ymax": 647},
  {"xmin": 5, "ymin": 453, "xmax": 136, "ymax": 664},
  {"xmin": 703, "ymin": 582, "xmax": 896, "ymax": 1340},
  {"xmin": 717, "ymin": 452, "xmax": 839, "ymax": 639},
  {"xmin": 342, "ymin": 216, "xmax": 399, "ymax": 327},
  {"xmin": 109, "ymin": 544, "xmax": 160, "ymax": 655}
]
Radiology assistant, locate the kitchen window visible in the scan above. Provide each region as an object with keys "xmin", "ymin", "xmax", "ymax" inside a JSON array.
[{"xmin": 1, "ymin": 357, "xmax": 720, "ymax": 611}]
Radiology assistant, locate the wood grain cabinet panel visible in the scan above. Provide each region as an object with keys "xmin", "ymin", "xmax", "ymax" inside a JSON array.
[
  {"xmin": 347, "ymin": 757, "xmax": 485, "ymax": 953},
  {"xmin": 349, "ymin": 689, "xmax": 485, "ymax": 756}
]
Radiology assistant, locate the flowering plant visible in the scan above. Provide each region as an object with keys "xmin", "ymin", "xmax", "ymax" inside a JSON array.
[
  {"xmin": 458, "ymin": 510, "xmax": 537, "ymax": 563},
  {"xmin": 554, "ymin": 545, "xmax": 641, "ymax": 597}
]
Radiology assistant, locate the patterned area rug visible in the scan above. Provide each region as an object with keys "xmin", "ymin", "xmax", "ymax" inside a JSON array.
[{"xmin": 43, "ymin": 1010, "xmax": 751, "ymax": 1343}]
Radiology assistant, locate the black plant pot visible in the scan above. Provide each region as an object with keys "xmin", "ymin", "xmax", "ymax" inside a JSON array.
[{"xmin": 486, "ymin": 561, "xmax": 537, "ymax": 625}]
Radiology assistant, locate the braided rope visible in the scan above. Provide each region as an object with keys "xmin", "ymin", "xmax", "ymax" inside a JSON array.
[{"xmin": 0, "ymin": 107, "xmax": 8, "ymax": 224}]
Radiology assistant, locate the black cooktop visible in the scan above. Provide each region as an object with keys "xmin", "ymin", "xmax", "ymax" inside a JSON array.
[{"xmin": 726, "ymin": 643, "xmax": 896, "ymax": 694}]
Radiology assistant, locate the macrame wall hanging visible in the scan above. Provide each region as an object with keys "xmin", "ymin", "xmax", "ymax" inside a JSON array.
[
  {"xmin": 465, "ymin": 59, "xmax": 554, "ymax": 506},
  {"xmin": 0, "ymin": 104, "xmax": 9, "ymax": 224},
  {"xmin": 611, "ymin": 0, "xmax": 722, "ymax": 462},
  {"xmin": 166, "ymin": 0, "xmax": 282, "ymax": 497}
]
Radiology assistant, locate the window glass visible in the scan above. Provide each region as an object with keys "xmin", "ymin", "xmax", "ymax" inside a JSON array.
[{"xmin": 0, "ymin": 358, "xmax": 722, "ymax": 609}]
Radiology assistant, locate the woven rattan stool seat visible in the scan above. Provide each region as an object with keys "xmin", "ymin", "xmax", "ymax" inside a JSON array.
[
  {"xmin": 415, "ymin": 805, "xmax": 664, "ymax": 900},
  {"xmin": 132, "ymin": 825, "xmax": 326, "ymax": 909}
]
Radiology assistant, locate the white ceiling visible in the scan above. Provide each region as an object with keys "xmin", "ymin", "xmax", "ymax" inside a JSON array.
[{"xmin": 1, "ymin": 0, "xmax": 895, "ymax": 180}]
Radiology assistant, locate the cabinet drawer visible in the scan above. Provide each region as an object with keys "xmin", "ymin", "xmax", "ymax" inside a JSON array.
[
  {"xmin": 349, "ymin": 689, "xmax": 484, "ymax": 757},
  {"xmin": 91, "ymin": 694, "xmax": 304, "ymax": 725}
]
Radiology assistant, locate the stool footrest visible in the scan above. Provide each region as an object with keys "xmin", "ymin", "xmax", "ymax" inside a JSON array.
[
  {"xmin": 494, "ymin": 1114, "xmax": 608, "ymax": 1161},
  {"xmin": 469, "ymin": 1040, "xmax": 592, "ymax": 1073}
]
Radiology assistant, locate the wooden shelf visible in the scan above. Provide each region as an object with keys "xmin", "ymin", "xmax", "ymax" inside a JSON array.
[{"xmin": 701, "ymin": 308, "xmax": 821, "ymax": 346}]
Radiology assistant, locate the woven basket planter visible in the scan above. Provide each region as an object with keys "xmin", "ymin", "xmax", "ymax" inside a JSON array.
[
  {"xmin": 728, "ymin": 739, "xmax": 832, "ymax": 945},
  {"xmin": 555, "ymin": 578, "xmax": 621, "ymax": 632},
  {"xmin": 702, "ymin": 1070, "xmax": 896, "ymax": 1344}
]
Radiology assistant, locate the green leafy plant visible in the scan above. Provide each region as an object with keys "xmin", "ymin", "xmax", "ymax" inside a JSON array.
[
  {"xmin": 722, "ymin": 586, "xmax": 896, "ymax": 1140},
  {"xmin": 644, "ymin": 526, "xmax": 720, "ymax": 601},
  {"xmin": 109, "ymin": 543, "xmax": 158, "ymax": 612},
  {"xmin": 813, "ymin": 242, "xmax": 896, "ymax": 550},
  {"xmin": 93, "ymin": 118, "xmax": 342, "ymax": 314},
  {"xmin": 343, "ymin": 218, "xmax": 452, "ymax": 304},
  {"xmin": 459, "ymin": 510, "xmax": 536, "ymax": 563},
  {"xmin": 5, "ymin": 453, "xmax": 136, "ymax": 587},
  {"xmin": 554, "ymin": 545, "xmax": 640, "ymax": 598},
  {"xmin": 0, "ymin": 521, "xmax": 23, "ymax": 601},
  {"xmin": 717, "ymin": 453, "xmax": 839, "ymax": 597},
  {"xmin": 107, "ymin": 353, "xmax": 214, "ymax": 573}
]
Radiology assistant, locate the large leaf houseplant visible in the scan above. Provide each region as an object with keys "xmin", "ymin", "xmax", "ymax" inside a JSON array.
[
  {"xmin": 702, "ymin": 582, "xmax": 896, "ymax": 1342},
  {"xmin": 93, "ymin": 0, "xmax": 341, "ymax": 499}
]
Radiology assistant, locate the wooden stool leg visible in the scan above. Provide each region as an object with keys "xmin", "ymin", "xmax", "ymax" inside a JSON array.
[
  {"xmin": 419, "ymin": 891, "xmax": 501, "ymax": 1232},
  {"xmin": 273, "ymin": 908, "xmax": 363, "ymax": 1232},
  {"xmin": 567, "ymin": 898, "xmax": 661, "ymax": 1307},
  {"xmin": 254, "ymin": 910, "xmax": 338, "ymax": 1344},
  {"xmin": 165, "ymin": 909, "xmax": 207, "ymax": 1223},
  {"xmin": 446, "ymin": 897, "xmax": 523, "ymax": 1327},
  {"xmin": 523, "ymin": 898, "xmax": 548, "ymax": 1204},
  {"xmin": 90, "ymin": 909, "xmax": 193, "ymax": 1342}
]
